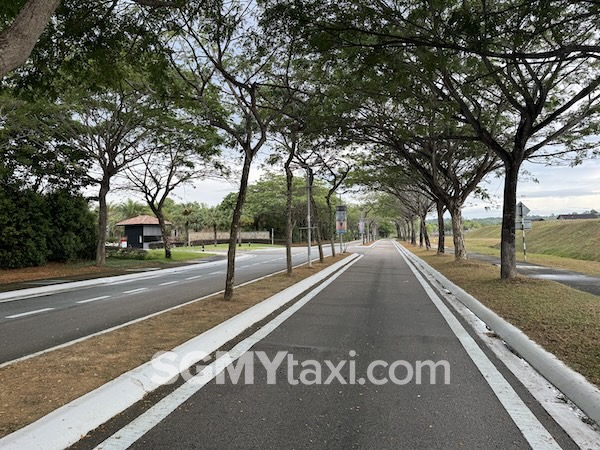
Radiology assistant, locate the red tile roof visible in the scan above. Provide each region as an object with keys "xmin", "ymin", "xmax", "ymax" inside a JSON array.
[{"xmin": 115, "ymin": 215, "xmax": 172, "ymax": 226}]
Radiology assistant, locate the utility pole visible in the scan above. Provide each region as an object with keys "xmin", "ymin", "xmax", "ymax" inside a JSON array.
[{"xmin": 306, "ymin": 171, "xmax": 312, "ymax": 268}]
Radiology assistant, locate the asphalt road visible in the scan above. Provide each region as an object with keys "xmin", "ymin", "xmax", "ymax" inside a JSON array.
[
  {"xmin": 88, "ymin": 240, "xmax": 577, "ymax": 449},
  {"xmin": 0, "ymin": 246, "xmax": 335, "ymax": 364}
]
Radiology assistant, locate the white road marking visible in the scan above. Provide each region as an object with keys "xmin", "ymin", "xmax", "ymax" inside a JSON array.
[
  {"xmin": 185, "ymin": 275, "xmax": 203, "ymax": 280},
  {"xmin": 122, "ymin": 288, "xmax": 148, "ymax": 295},
  {"xmin": 393, "ymin": 242, "xmax": 561, "ymax": 450},
  {"xmin": 208, "ymin": 271, "xmax": 223, "ymax": 275},
  {"xmin": 93, "ymin": 255, "xmax": 362, "ymax": 450},
  {"xmin": 76, "ymin": 296, "xmax": 111, "ymax": 304},
  {"xmin": 6, "ymin": 308, "xmax": 55, "ymax": 319},
  {"xmin": 159, "ymin": 281, "xmax": 178, "ymax": 286}
]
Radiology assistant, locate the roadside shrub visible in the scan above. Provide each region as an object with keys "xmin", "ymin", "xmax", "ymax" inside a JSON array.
[
  {"xmin": 105, "ymin": 247, "xmax": 148, "ymax": 260},
  {"xmin": 0, "ymin": 186, "xmax": 97, "ymax": 268}
]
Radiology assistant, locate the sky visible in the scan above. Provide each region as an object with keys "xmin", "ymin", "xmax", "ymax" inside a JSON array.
[{"xmin": 106, "ymin": 156, "xmax": 600, "ymax": 220}]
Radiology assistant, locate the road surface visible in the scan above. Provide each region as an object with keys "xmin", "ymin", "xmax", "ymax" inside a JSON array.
[
  {"xmin": 80, "ymin": 240, "xmax": 577, "ymax": 449},
  {"xmin": 0, "ymin": 246, "xmax": 335, "ymax": 364}
]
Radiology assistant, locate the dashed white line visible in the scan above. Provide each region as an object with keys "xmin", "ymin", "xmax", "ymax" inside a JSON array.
[
  {"xmin": 159, "ymin": 281, "xmax": 179, "ymax": 286},
  {"xmin": 6, "ymin": 308, "xmax": 55, "ymax": 319},
  {"xmin": 123, "ymin": 288, "xmax": 148, "ymax": 295},
  {"xmin": 76, "ymin": 296, "xmax": 111, "ymax": 304},
  {"xmin": 185, "ymin": 275, "xmax": 203, "ymax": 280},
  {"xmin": 208, "ymin": 271, "xmax": 223, "ymax": 275}
]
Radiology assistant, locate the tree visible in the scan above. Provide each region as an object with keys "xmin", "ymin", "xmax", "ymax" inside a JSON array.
[
  {"xmin": 282, "ymin": 0, "xmax": 600, "ymax": 277},
  {"xmin": 126, "ymin": 111, "xmax": 221, "ymax": 258},
  {"xmin": 167, "ymin": 2, "xmax": 291, "ymax": 299},
  {"xmin": 62, "ymin": 85, "xmax": 163, "ymax": 266},
  {"xmin": 0, "ymin": 0, "xmax": 180, "ymax": 78}
]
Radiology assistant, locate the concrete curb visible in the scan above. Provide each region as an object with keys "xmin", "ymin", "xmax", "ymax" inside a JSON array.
[
  {"xmin": 0, "ymin": 253, "xmax": 361, "ymax": 450},
  {"xmin": 396, "ymin": 244, "xmax": 600, "ymax": 426},
  {"xmin": 0, "ymin": 254, "xmax": 253, "ymax": 303}
]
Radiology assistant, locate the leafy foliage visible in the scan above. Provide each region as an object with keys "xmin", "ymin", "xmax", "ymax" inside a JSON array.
[{"xmin": 0, "ymin": 186, "xmax": 96, "ymax": 268}]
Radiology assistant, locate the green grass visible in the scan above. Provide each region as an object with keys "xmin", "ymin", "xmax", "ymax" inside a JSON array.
[
  {"xmin": 406, "ymin": 245, "xmax": 600, "ymax": 387},
  {"xmin": 466, "ymin": 219, "xmax": 600, "ymax": 261},
  {"xmin": 462, "ymin": 219, "xmax": 600, "ymax": 276},
  {"xmin": 101, "ymin": 248, "xmax": 216, "ymax": 269}
]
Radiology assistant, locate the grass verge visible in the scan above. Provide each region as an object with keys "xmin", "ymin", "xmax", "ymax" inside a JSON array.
[
  {"xmin": 0, "ymin": 251, "xmax": 216, "ymax": 285},
  {"xmin": 403, "ymin": 244, "xmax": 600, "ymax": 388},
  {"xmin": 0, "ymin": 254, "xmax": 348, "ymax": 438}
]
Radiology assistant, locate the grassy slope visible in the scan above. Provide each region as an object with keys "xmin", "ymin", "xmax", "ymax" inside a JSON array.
[{"xmin": 465, "ymin": 219, "xmax": 600, "ymax": 263}]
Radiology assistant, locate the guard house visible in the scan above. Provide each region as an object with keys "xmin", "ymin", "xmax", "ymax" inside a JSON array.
[{"xmin": 115, "ymin": 215, "xmax": 171, "ymax": 249}]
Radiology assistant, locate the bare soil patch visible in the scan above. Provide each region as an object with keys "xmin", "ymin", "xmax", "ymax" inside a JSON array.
[{"xmin": 0, "ymin": 254, "xmax": 348, "ymax": 438}]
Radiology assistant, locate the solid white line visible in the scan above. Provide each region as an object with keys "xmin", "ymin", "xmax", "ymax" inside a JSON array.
[
  {"xmin": 159, "ymin": 281, "xmax": 179, "ymax": 287},
  {"xmin": 6, "ymin": 308, "xmax": 55, "ymax": 319},
  {"xmin": 94, "ymin": 254, "xmax": 364, "ymax": 449},
  {"xmin": 76, "ymin": 296, "xmax": 111, "ymax": 305},
  {"xmin": 392, "ymin": 242, "xmax": 560, "ymax": 450},
  {"xmin": 122, "ymin": 288, "xmax": 147, "ymax": 295}
]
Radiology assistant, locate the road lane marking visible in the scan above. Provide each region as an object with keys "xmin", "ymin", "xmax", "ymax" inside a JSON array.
[
  {"xmin": 185, "ymin": 275, "xmax": 203, "ymax": 280},
  {"xmin": 208, "ymin": 271, "xmax": 223, "ymax": 275},
  {"xmin": 6, "ymin": 308, "xmax": 55, "ymax": 319},
  {"xmin": 159, "ymin": 281, "xmax": 179, "ymax": 286},
  {"xmin": 393, "ymin": 242, "xmax": 561, "ymax": 450},
  {"xmin": 0, "ymin": 256, "xmax": 329, "ymax": 369},
  {"xmin": 76, "ymin": 296, "xmax": 111, "ymax": 304},
  {"xmin": 93, "ymin": 254, "xmax": 363, "ymax": 449},
  {"xmin": 122, "ymin": 288, "xmax": 148, "ymax": 295}
]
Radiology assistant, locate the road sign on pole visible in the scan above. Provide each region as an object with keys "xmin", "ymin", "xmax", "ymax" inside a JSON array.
[
  {"xmin": 516, "ymin": 201, "xmax": 530, "ymax": 220},
  {"xmin": 515, "ymin": 201, "xmax": 531, "ymax": 261}
]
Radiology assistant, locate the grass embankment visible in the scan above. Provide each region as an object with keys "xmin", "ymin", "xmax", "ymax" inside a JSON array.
[
  {"xmin": 405, "ymin": 245, "xmax": 600, "ymax": 388},
  {"xmin": 0, "ymin": 253, "xmax": 349, "ymax": 438},
  {"xmin": 465, "ymin": 219, "xmax": 600, "ymax": 275}
]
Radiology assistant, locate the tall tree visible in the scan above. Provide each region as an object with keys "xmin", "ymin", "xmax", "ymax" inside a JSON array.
[
  {"xmin": 126, "ymin": 108, "xmax": 221, "ymax": 258},
  {"xmin": 167, "ymin": 2, "xmax": 290, "ymax": 299}
]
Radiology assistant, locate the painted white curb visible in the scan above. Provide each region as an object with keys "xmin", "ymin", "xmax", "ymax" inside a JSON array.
[
  {"xmin": 0, "ymin": 253, "xmax": 361, "ymax": 450},
  {"xmin": 0, "ymin": 254, "xmax": 253, "ymax": 303},
  {"xmin": 396, "ymin": 243, "xmax": 600, "ymax": 426}
]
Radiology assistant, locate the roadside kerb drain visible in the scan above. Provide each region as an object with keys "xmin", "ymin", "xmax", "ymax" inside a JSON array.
[
  {"xmin": 395, "ymin": 242, "xmax": 600, "ymax": 427},
  {"xmin": 0, "ymin": 253, "xmax": 362, "ymax": 450}
]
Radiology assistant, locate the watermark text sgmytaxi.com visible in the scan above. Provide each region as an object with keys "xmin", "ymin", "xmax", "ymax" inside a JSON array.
[{"xmin": 151, "ymin": 350, "xmax": 451, "ymax": 386}]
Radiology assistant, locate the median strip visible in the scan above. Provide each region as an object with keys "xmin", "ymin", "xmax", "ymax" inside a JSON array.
[{"xmin": 0, "ymin": 254, "xmax": 352, "ymax": 441}]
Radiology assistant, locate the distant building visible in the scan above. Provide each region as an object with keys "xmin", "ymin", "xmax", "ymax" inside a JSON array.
[
  {"xmin": 116, "ymin": 215, "xmax": 171, "ymax": 249},
  {"xmin": 556, "ymin": 213, "xmax": 599, "ymax": 220}
]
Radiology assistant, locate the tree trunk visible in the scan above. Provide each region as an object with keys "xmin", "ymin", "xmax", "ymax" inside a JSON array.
[
  {"xmin": 285, "ymin": 156, "xmax": 294, "ymax": 276},
  {"xmin": 224, "ymin": 153, "xmax": 252, "ymax": 300},
  {"xmin": 95, "ymin": 179, "xmax": 110, "ymax": 267},
  {"xmin": 157, "ymin": 212, "xmax": 172, "ymax": 259},
  {"xmin": 410, "ymin": 218, "xmax": 416, "ymax": 245},
  {"xmin": 0, "ymin": 0, "xmax": 61, "ymax": 78},
  {"xmin": 449, "ymin": 205, "xmax": 467, "ymax": 260},
  {"xmin": 311, "ymin": 197, "xmax": 324, "ymax": 263},
  {"xmin": 185, "ymin": 220, "xmax": 190, "ymax": 247},
  {"xmin": 213, "ymin": 224, "xmax": 217, "ymax": 246},
  {"xmin": 422, "ymin": 214, "xmax": 431, "ymax": 250},
  {"xmin": 436, "ymin": 200, "xmax": 446, "ymax": 255},
  {"xmin": 419, "ymin": 217, "xmax": 424, "ymax": 248},
  {"xmin": 500, "ymin": 162, "xmax": 520, "ymax": 278}
]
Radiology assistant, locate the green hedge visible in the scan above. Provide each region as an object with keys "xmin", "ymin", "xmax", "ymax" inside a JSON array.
[{"xmin": 0, "ymin": 186, "xmax": 97, "ymax": 268}]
